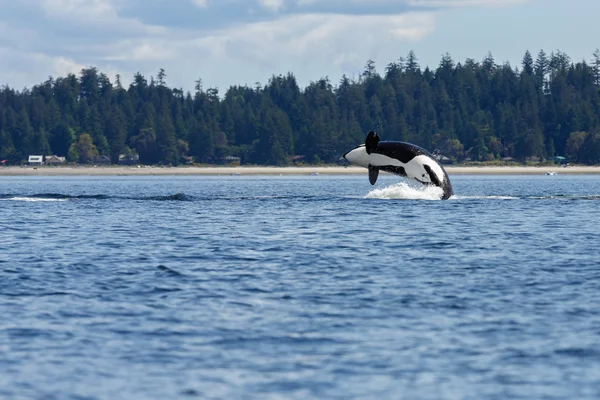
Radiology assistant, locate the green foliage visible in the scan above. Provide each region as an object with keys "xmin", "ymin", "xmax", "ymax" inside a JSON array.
[
  {"xmin": 0, "ymin": 129, "xmax": 17, "ymax": 163},
  {"xmin": 74, "ymin": 133, "xmax": 99, "ymax": 163},
  {"xmin": 67, "ymin": 143, "xmax": 78, "ymax": 162},
  {"xmin": 1, "ymin": 50, "xmax": 600, "ymax": 165},
  {"xmin": 50, "ymin": 123, "xmax": 75, "ymax": 157},
  {"xmin": 94, "ymin": 134, "xmax": 109, "ymax": 156},
  {"xmin": 577, "ymin": 131, "xmax": 600, "ymax": 164},
  {"xmin": 566, "ymin": 131, "xmax": 587, "ymax": 161}
]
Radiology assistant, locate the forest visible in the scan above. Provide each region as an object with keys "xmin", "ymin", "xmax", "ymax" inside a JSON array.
[{"xmin": 1, "ymin": 49, "xmax": 600, "ymax": 166}]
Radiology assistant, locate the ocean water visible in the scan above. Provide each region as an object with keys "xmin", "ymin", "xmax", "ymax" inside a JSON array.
[{"xmin": 1, "ymin": 173, "xmax": 600, "ymax": 400}]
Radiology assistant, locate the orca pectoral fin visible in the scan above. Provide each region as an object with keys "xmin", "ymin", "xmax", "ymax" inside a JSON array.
[
  {"xmin": 423, "ymin": 164, "xmax": 442, "ymax": 187},
  {"xmin": 368, "ymin": 165, "xmax": 379, "ymax": 185}
]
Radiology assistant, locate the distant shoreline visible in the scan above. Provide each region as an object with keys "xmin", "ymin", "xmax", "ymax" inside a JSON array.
[{"xmin": 1, "ymin": 165, "xmax": 600, "ymax": 176}]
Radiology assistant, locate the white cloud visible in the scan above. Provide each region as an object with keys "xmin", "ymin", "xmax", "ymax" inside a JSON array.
[
  {"xmin": 294, "ymin": 0, "xmax": 530, "ymax": 7},
  {"xmin": 103, "ymin": 40, "xmax": 179, "ymax": 62},
  {"xmin": 0, "ymin": 47, "xmax": 90, "ymax": 87},
  {"xmin": 259, "ymin": 0, "xmax": 284, "ymax": 12},
  {"xmin": 407, "ymin": 0, "xmax": 530, "ymax": 7},
  {"xmin": 41, "ymin": 0, "xmax": 117, "ymax": 18},
  {"xmin": 191, "ymin": 0, "xmax": 208, "ymax": 8},
  {"xmin": 46, "ymin": 10, "xmax": 433, "ymax": 92},
  {"xmin": 33, "ymin": 0, "xmax": 165, "ymax": 36},
  {"xmin": 100, "ymin": 12, "xmax": 434, "ymax": 71},
  {"xmin": 0, "ymin": 21, "xmax": 38, "ymax": 48},
  {"xmin": 221, "ymin": 12, "xmax": 433, "ymax": 58},
  {"xmin": 52, "ymin": 55, "xmax": 87, "ymax": 77}
]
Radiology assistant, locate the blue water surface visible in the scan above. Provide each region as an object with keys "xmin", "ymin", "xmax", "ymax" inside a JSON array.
[{"xmin": 1, "ymin": 174, "xmax": 600, "ymax": 399}]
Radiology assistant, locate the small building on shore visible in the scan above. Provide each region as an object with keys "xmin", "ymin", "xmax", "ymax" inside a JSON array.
[
  {"xmin": 92, "ymin": 155, "xmax": 111, "ymax": 165},
  {"xmin": 119, "ymin": 153, "xmax": 139, "ymax": 165},
  {"xmin": 44, "ymin": 155, "xmax": 66, "ymax": 165},
  {"xmin": 554, "ymin": 156, "xmax": 567, "ymax": 165},
  {"xmin": 219, "ymin": 156, "xmax": 241, "ymax": 165},
  {"xmin": 435, "ymin": 155, "xmax": 453, "ymax": 165},
  {"xmin": 28, "ymin": 155, "xmax": 43, "ymax": 165}
]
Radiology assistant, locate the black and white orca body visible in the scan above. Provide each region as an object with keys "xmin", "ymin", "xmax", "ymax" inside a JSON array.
[{"xmin": 343, "ymin": 132, "xmax": 454, "ymax": 200}]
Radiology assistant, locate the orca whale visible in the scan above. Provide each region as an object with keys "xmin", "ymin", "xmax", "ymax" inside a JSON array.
[{"xmin": 343, "ymin": 131, "xmax": 454, "ymax": 200}]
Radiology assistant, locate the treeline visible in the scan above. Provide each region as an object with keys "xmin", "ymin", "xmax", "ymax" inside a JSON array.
[{"xmin": 1, "ymin": 49, "xmax": 600, "ymax": 166}]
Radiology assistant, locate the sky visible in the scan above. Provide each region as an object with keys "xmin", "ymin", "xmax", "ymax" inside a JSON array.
[{"xmin": 1, "ymin": 0, "xmax": 599, "ymax": 93}]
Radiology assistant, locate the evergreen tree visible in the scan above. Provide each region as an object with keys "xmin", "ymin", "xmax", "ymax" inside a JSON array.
[
  {"xmin": 155, "ymin": 103, "xmax": 177, "ymax": 165},
  {"xmin": 534, "ymin": 50, "xmax": 549, "ymax": 91},
  {"xmin": 189, "ymin": 116, "xmax": 214, "ymax": 163},
  {"xmin": 105, "ymin": 107, "xmax": 127, "ymax": 163},
  {"xmin": 29, "ymin": 127, "xmax": 51, "ymax": 155},
  {"xmin": 50, "ymin": 122, "xmax": 75, "ymax": 157},
  {"xmin": 522, "ymin": 51, "xmax": 534, "ymax": 75},
  {"xmin": 406, "ymin": 50, "xmax": 420, "ymax": 74},
  {"xmin": 14, "ymin": 107, "xmax": 35, "ymax": 158},
  {"xmin": 157, "ymin": 68, "xmax": 167, "ymax": 87},
  {"xmin": 592, "ymin": 48, "xmax": 600, "ymax": 86},
  {"xmin": 0, "ymin": 129, "xmax": 17, "ymax": 163}
]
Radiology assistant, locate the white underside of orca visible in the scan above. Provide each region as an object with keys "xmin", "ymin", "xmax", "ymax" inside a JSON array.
[{"xmin": 344, "ymin": 145, "xmax": 445, "ymax": 185}]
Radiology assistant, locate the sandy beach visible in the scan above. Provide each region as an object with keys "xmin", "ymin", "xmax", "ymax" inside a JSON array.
[{"xmin": 1, "ymin": 165, "xmax": 599, "ymax": 176}]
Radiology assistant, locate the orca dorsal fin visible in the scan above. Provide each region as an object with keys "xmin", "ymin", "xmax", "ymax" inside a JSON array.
[
  {"xmin": 365, "ymin": 131, "xmax": 380, "ymax": 154},
  {"xmin": 368, "ymin": 165, "xmax": 379, "ymax": 185}
]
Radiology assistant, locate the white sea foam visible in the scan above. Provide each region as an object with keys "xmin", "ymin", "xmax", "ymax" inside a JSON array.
[
  {"xmin": 365, "ymin": 182, "xmax": 444, "ymax": 200},
  {"xmin": 1, "ymin": 197, "xmax": 67, "ymax": 202}
]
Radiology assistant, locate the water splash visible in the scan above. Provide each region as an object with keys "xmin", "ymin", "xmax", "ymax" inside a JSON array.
[{"xmin": 365, "ymin": 182, "xmax": 444, "ymax": 201}]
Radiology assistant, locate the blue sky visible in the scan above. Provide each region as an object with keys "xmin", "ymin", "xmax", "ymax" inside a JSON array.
[{"xmin": 1, "ymin": 0, "xmax": 599, "ymax": 92}]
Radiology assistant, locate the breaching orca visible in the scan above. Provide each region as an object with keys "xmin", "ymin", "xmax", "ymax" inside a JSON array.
[{"xmin": 343, "ymin": 131, "xmax": 454, "ymax": 200}]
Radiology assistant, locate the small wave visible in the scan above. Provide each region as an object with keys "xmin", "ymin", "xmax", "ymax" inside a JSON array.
[
  {"xmin": 32, "ymin": 193, "xmax": 109, "ymax": 200},
  {"xmin": 574, "ymin": 195, "xmax": 600, "ymax": 200},
  {"xmin": 531, "ymin": 195, "xmax": 600, "ymax": 201},
  {"xmin": 451, "ymin": 195, "xmax": 519, "ymax": 200},
  {"xmin": 445, "ymin": 194, "xmax": 600, "ymax": 201},
  {"xmin": 0, "ymin": 193, "xmax": 193, "ymax": 202},
  {"xmin": 156, "ymin": 265, "xmax": 186, "ymax": 276},
  {"xmin": 137, "ymin": 193, "xmax": 194, "ymax": 201},
  {"xmin": 0, "ymin": 193, "xmax": 109, "ymax": 200},
  {"xmin": 0, "ymin": 197, "xmax": 69, "ymax": 202},
  {"xmin": 452, "ymin": 195, "xmax": 600, "ymax": 201},
  {"xmin": 365, "ymin": 182, "xmax": 443, "ymax": 201}
]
